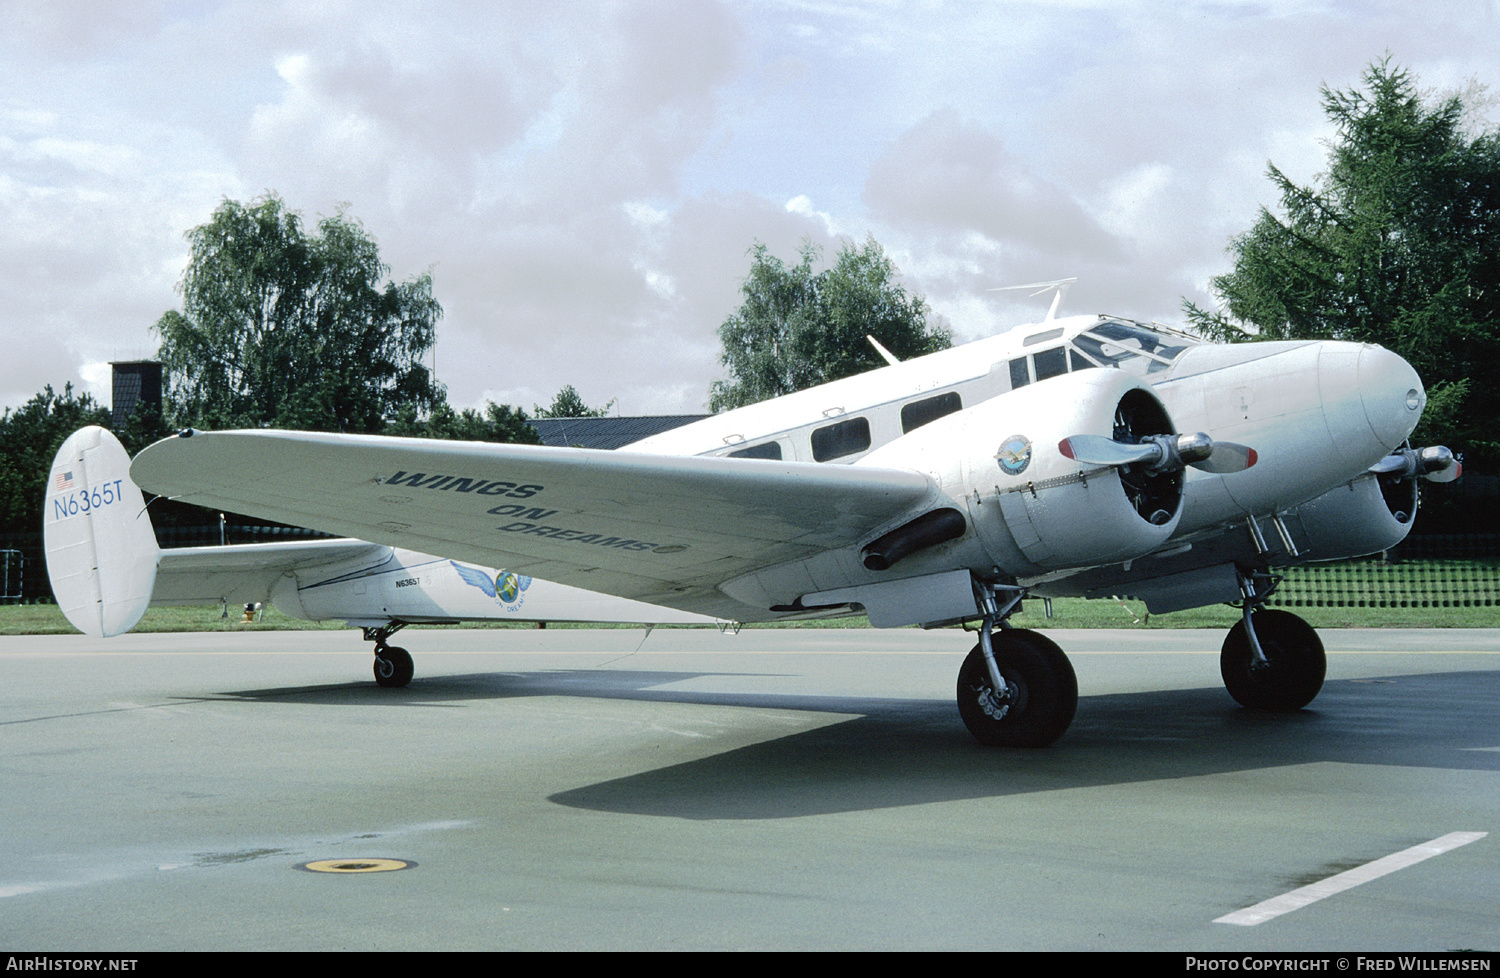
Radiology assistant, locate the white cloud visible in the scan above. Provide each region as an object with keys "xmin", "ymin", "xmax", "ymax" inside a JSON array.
[
  {"xmin": 624, "ymin": 201, "xmax": 671, "ymax": 228},
  {"xmin": 0, "ymin": 1, "xmax": 1496, "ymax": 416},
  {"xmin": 78, "ymin": 361, "xmax": 112, "ymax": 405},
  {"xmin": 784, "ymin": 193, "xmax": 840, "ymax": 236},
  {"xmin": 1096, "ymin": 163, "xmax": 1175, "ymax": 245}
]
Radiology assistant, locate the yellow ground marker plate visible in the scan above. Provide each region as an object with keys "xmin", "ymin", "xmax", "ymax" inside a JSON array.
[{"xmin": 298, "ymin": 858, "xmax": 413, "ymax": 873}]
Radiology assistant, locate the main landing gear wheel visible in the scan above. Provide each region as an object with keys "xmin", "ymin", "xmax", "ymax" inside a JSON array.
[
  {"xmin": 373, "ymin": 646, "xmax": 414, "ymax": 688},
  {"xmin": 957, "ymin": 629, "xmax": 1078, "ymax": 747},
  {"xmin": 1220, "ymin": 610, "xmax": 1324, "ymax": 711}
]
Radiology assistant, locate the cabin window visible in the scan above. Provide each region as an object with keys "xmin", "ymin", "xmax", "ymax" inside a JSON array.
[
  {"xmin": 1009, "ymin": 357, "xmax": 1030, "ymax": 389},
  {"xmin": 729, "ymin": 441, "xmax": 782, "ymax": 460},
  {"xmin": 1033, "ymin": 347, "xmax": 1068, "ymax": 381},
  {"xmin": 1069, "ymin": 348, "xmax": 1095, "ymax": 371},
  {"xmin": 811, "ymin": 416, "xmax": 871, "ymax": 461},
  {"xmin": 900, "ymin": 392, "xmax": 963, "ymax": 433}
]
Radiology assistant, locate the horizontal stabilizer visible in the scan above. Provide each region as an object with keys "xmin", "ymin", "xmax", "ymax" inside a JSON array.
[{"xmin": 152, "ymin": 539, "xmax": 389, "ymax": 607}]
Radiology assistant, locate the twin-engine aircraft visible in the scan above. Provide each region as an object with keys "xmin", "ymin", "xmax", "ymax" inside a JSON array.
[{"xmin": 46, "ymin": 305, "xmax": 1455, "ymax": 746}]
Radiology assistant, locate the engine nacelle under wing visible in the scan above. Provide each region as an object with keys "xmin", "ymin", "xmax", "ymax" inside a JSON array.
[
  {"xmin": 1283, "ymin": 471, "xmax": 1417, "ymax": 562},
  {"xmin": 750, "ymin": 371, "xmax": 1189, "ymax": 628},
  {"xmin": 1029, "ymin": 470, "xmax": 1421, "ymax": 615},
  {"xmin": 861, "ymin": 368, "xmax": 1184, "ymax": 580}
]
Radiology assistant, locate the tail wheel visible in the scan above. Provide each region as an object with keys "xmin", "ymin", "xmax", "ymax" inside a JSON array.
[
  {"xmin": 374, "ymin": 646, "xmax": 414, "ymax": 688},
  {"xmin": 957, "ymin": 629, "xmax": 1078, "ymax": 747},
  {"xmin": 1221, "ymin": 610, "xmax": 1324, "ymax": 711}
]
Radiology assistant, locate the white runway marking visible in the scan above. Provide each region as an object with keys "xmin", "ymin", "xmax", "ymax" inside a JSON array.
[{"xmin": 1215, "ymin": 831, "xmax": 1487, "ymax": 926}]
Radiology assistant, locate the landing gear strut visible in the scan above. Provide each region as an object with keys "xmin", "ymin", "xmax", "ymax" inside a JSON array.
[
  {"xmin": 363, "ymin": 622, "xmax": 414, "ymax": 688},
  {"xmin": 1221, "ymin": 569, "xmax": 1324, "ymax": 711},
  {"xmin": 957, "ymin": 583, "xmax": 1078, "ymax": 747}
]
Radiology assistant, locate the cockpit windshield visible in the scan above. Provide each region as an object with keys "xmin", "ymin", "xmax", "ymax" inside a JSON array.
[{"xmin": 1069, "ymin": 320, "xmax": 1196, "ymax": 375}]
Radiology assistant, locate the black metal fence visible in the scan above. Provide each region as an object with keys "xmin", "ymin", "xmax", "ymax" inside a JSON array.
[{"xmin": 1270, "ymin": 557, "xmax": 1500, "ymax": 609}]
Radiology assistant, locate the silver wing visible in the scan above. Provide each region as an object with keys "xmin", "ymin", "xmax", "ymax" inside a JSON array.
[{"xmin": 131, "ymin": 429, "xmax": 936, "ymax": 621}]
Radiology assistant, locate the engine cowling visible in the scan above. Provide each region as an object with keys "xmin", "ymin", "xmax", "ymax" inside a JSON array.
[
  {"xmin": 1284, "ymin": 471, "xmax": 1417, "ymax": 561},
  {"xmin": 860, "ymin": 369, "xmax": 1184, "ymax": 577}
]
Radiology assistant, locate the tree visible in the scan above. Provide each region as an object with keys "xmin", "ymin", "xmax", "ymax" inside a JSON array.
[
  {"xmin": 114, "ymin": 401, "xmax": 174, "ymax": 458},
  {"xmin": 0, "ymin": 384, "xmax": 112, "ymax": 534},
  {"xmin": 155, "ymin": 194, "xmax": 446, "ymax": 434},
  {"xmin": 385, "ymin": 401, "xmax": 540, "ymax": 444},
  {"xmin": 0, "ymin": 386, "xmax": 112, "ymax": 599},
  {"xmin": 1185, "ymin": 59, "xmax": 1500, "ymax": 464},
  {"xmin": 709, "ymin": 237, "xmax": 950, "ymax": 411},
  {"xmin": 534, "ymin": 384, "xmax": 613, "ymax": 418}
]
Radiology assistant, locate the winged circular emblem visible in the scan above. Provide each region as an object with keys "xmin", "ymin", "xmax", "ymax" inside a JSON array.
[
  {"xmin": 995, "ymin": 435, "xmax": 1032, "ymax": 476},
  {"xmin": 452, "ymin": 561, "xmax": 532, "ymax": 610}
]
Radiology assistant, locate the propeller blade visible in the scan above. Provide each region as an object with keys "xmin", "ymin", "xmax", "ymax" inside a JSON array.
[
  {"xmin": 1420, "ymin": 446, "xmax": 1460, "ymax": 483},
  {"xmin": 1190, "ymin": 441, "xmax": 1257, "ymax": 474},
  {"xmin": 1060, "ymin": 433, "xmax": 1256, "ymax": 475},
  {"xmin": 1425, "ymin": 461, "xmax": 1462, "ymax": 483},
  {"xmin": 1058, "ymin": 435, "xmax": 1163, "ymax": 468}
]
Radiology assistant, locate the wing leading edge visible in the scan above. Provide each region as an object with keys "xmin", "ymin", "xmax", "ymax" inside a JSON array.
[{"xmin": 130, "ymin": 429, "xmax": 936, "ymax": 620}]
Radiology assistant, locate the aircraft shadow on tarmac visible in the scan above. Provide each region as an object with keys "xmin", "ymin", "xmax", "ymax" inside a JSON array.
[{"xmin": 213, "ymin": 666, "xmax": 1500, "ymax": 820}]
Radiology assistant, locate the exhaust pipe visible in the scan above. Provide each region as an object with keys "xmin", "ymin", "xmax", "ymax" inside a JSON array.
[{"xmin": 862, "ymin": 508, "xmax": 967, "ymax": 571}]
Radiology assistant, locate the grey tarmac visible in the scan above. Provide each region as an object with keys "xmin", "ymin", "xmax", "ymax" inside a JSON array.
[{"xmin": 1, "ymin": 627, "xmax": 1496, "ymax": 951}]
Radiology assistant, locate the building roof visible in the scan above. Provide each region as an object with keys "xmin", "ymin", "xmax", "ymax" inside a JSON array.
[{"xmin": 528, "ymin": 415, "xmax": 708, "ymax": 450}]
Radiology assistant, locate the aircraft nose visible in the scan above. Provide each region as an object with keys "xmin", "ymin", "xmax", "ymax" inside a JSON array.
[{"xmin": 1358, "ymin": 344, "xmax": 1424, "ymax": 448}]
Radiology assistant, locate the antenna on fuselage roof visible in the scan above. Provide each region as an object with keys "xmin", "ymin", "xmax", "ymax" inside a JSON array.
[
  {"xmin": 865, "ymin": 334, "xmax": 901, "ymax": 366},
  {"xmin": 987, "ymin": 277, "xmax": 1077, "ymax": 323}
]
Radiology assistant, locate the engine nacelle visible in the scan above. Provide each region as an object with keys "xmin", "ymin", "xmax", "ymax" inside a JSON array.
[
  {"xmin": 861, "ymin": 369, "xmax": 1183, "ymax": 577},
  {"xmin": 1285, "ymin": 471, "xmax": 1417, "ymax": 561}
]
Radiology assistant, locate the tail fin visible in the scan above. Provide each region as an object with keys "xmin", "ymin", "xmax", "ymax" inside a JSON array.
[{"xmin": 43, "ymin": 426, "xmax": 159, "ymax": 637}]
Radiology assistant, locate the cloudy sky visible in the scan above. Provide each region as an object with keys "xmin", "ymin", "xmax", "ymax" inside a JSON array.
[{"xmin": 3, "ymin": 0, "xmax": 1497, "ymax": 419}]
